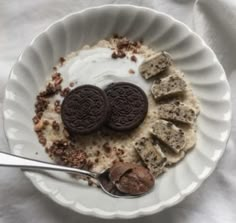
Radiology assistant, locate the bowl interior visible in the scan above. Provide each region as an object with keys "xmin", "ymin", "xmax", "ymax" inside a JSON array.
[{"xmin": 3, "ymin": 5, "xmax": 231, "ymax": 218}]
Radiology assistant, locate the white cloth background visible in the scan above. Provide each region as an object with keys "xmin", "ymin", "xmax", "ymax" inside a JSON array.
[{"xmin": 0, "ymin": 0, "xmax": 235, "ymax": 222}]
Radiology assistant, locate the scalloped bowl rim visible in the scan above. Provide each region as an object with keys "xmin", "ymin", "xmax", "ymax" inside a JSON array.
[{"xmin": 3, "ymin": 4, "xmax": 232, "ymax": 219}]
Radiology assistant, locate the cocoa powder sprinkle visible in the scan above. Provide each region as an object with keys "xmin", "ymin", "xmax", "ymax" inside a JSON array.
[
  {"xmin": 131, "ymin": 55, "xmax": 137, "ymax": 62},
  {"xmin": 52, "ymin": 121, "xmax": 60, "ymax": 131},
  {"xmin": 59, "ymin": 57, "xmax": 65, "ymax": 65}
]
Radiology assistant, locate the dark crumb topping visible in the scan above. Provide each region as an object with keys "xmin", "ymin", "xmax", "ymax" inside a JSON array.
[
  {"xmin": 61, "ymin": 149, "xmax": 87, "ymax": 168},
  {"xmin": 35, "ymin": 96, "xmax": 49, "ymax": 114},
  {"xmin": 131, "ymin": 55, "xmax": 137, "ymax": 62},
  {"xmin": 39, "ymin": 136, "xmax": 47, "ymax": 146},
  {"xmin": 32, "ymin": 115, "xmax": 40, "ymax": 124},
  {"xmin": 54, "ymin": 100, "xmax": 61, "ymax": 114},
  {"xmin": 103, "ymin": 142, "xmax": 111, "ymax": 153},
  {"xmin": 47, "ymin": 139, "xmax": 88, "ymax": 169},
  {"xmin": 128, "ymin": 69, "xmax": 135, "ymax": 74},
  {"xmin": 111, "ymin": 51, "xmax": 126, "ymax": 59},
  {"xmin": 59, "ymin": 57, "xmax": 66, "ymax": 65},
  {"xmin": 60, "ymin": 87, "xmax": 70, "ymax": 97},
  {"xmin": 69, "ymin": 82, "xmax": 75, "ymax": 87},
  {"xmin": 111, "ymin": 37, "xmax": 142, "ymax": 60},
  {"xmin": 113, "ymin": 33, "xmax": 122, "ymax": 39},
  {"xmin": 52, "ymin": 120, "xmax": 60, "ymax": 131}
]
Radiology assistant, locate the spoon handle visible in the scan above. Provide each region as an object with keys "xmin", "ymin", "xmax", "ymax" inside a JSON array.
[{"xmin": 0, "ymin": 151, "xmax": 98, "ymax": 179}]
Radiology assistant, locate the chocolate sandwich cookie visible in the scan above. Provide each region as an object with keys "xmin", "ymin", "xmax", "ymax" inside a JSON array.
[
  {"xmin": 61, "ymin": 85, "xmax": 109, "ymax": 135},
  {"xmin": 105, "ymin": 82, "xmax": 148, "ymax": 131}
]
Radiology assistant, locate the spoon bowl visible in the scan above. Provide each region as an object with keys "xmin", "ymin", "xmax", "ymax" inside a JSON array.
[{"xmin": 0, "ymin": 151, "xmax": 150, "ymax": 198}]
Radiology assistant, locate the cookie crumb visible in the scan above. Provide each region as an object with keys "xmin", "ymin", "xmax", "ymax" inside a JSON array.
[
  {"xmin": 52, "ymin": 121, "xmax": 60, "ymax": 131},
  {"xmin": 103, "ymin": 142, "xmax": 111, "ymax": 153},
  {"xmin": 32, "ymin": 115, "xmax": 40, "ymax": 124},
  {"xmin": 60, "ymin": 87, "xmax": 70, "ymax": 97},
  {"xmin": 39, "ymin": 136, "xmax": 46, "ymax": 145},
  {"xmin": 69, "ymin": 82, "xmax": 75, "ymax": 87},
  {"xmin": 59, "ymin": 57, "xmax": 65, "ymax": 65},
  {"xmin": 131, "ymin": 55, "xmax": 137, "ymax": 62},
  {"xmin": 128, "ymin": 69, "xmax": 135, "ymax": 74}
]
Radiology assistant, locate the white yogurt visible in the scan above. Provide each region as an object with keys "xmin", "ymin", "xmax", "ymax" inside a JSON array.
[{"xmin": 59, "ymin": 47, "xmax": 151, "ymax": 93}]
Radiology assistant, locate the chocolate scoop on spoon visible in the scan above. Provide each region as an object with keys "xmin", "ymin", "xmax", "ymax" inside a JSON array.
[{"xmin": 0, "ymin": 152, "xmax": 154, "ymax": 198}]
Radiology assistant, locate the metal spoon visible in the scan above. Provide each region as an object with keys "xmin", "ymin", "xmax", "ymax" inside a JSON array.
[{"xmin": 0, "ymin": 151, "xmax": 141, "ymax": 198}]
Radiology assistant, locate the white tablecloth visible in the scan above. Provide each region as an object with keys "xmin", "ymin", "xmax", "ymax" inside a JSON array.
[{"xmin": 0, "ymin": 0, "xmax": 235, "ymax": 222}]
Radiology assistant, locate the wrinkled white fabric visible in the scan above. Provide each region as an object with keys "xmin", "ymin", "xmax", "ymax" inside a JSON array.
[{"xmin": 0, "ymin": 0, "xmax": 235, "ymax": 222}]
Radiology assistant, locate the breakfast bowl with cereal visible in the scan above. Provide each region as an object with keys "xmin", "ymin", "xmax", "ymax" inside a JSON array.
[{"xmin": 3, "ymin": 5, "xmax": 231, "ymax": 219}]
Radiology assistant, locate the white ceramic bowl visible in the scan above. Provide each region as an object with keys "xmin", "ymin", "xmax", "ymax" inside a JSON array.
[{"xmin": 3, "ymin": 4, "xmax": 232, "ymax": 219}]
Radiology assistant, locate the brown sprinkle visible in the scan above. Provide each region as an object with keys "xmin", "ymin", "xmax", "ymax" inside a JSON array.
[
  {"xmin": 43, "ymin": 120, "xmax": 49, "ymax": 126},
  {"xmin": 103, "ymin": 142, "xmax": 111, "ymax": 153},
  {"xmin": 39, "ymin": 136, "xmax": 46, "ymax": 145},
  {"xmin": 37, "ymin": 112, "xmax": 43, "ymax": 119},
  {"xmin": 62, "ymin": 149, "xmax": 87, "ymax": 169},
  {"xmin": 117, "ymin": 40, "xmax": 129, "ymax": 49},
  {"xmin": 113, "ymin": 33, "xmax": 123, "ymax": 39},
  {"xmin": 32, "ymin": 116, "xmax": 40, "ymax": 124},
  {"xmin": 128, "ymin": 69, "xmax": 135, "ymax": 74},
  {"xmin": 36, "ymin": 130, "xmax": 43, "ymax": 137},
  {"xmin": 45, "ymin": 147, "xmax": 49, "ymax": 153},
  {"xmin": 59, "ymin": 57, "xmax": 65, "ymax": 65},
  {"xmin": 35, "ymin": 97, "xmax": 49, "ymax": 113},
  {"xmin": 111, "ymin": 52, "xmax": 118, "ymax": 59},
  {"xmin": 54, "ymin": 100, "xmax": 60, "ymax": 107},
  {"xmin": 54, "ymin": 76, "xmax": 63, "ymax": 86},
  {"xmin": 131, "ymin": 55, "xmax": 137, "ymax": 62},
  {"xmin": 119, "ymin": 158, "xmax": 124, "ymax": 162},
  {"xmin": 52, "ymin": 121, "xmax": 60, "ymax": 131},
  {"xmin": 55, "ymin": 84, "xmax": 62, "ymax": 92},
  {"xmin": 60, "ymin": 87, "xmax": 70, "ymax": 97},
  {"xmin": 117, "ymin": 51, "xmax": 126, "ymax": 58},
  {"xmin": 52, "ymin": 72, "xmax": 61, "ymax": 80},
  {"xmin": 111, "ymin": 51, "xmax": 126, "ymax": 59},
  {"xmin": 46, "ymin": 140, "xmax": 88, "ymax": 169},
  {"xmin": 69, "ymin": 82, "xmax": 75, "ymax": 87},
  {"xmin": 112, "ymin": 160, "xmax": 118, "ymax": 165}
]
